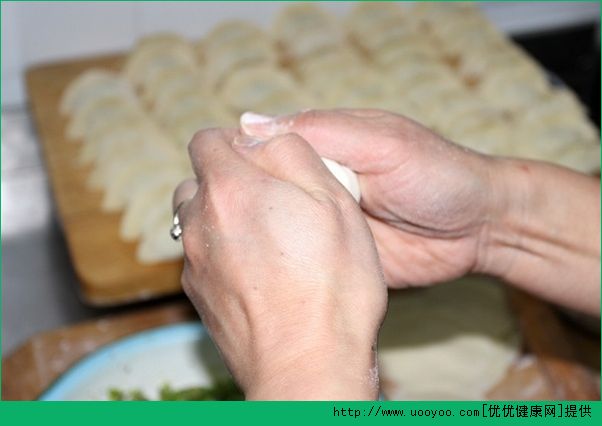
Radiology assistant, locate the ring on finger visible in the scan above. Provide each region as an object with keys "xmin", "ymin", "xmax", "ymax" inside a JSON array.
[{"xmin": 170, "ymin": 201, "xmax": 187, "ymax": 241}]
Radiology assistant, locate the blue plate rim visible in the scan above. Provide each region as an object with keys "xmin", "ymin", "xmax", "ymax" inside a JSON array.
[{"xmin": 38, "ymin": 321, "xmax": 205, "ymax": 401}]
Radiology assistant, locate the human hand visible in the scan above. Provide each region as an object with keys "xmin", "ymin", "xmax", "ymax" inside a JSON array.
[
  {"xmin": 240, "ymin": 109, "xmax": 502, "ymax": 288},
  {"xmin": 173, "ymin": 128, "xmax": 387, "ymax": 400}
]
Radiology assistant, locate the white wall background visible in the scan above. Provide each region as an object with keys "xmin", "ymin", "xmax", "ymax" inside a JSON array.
[{"xmin": 2, "ymin": 1, "xmax": 600, "ymax": 107}]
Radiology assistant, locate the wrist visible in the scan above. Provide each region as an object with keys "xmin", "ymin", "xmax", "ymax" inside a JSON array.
[
  {"xmin": 245, "ymin": 342, "xmax": 379, "ymax": 400},
  {"xmin": 474, "ymin": 157, "xmax": 533, "ymax": 280}
]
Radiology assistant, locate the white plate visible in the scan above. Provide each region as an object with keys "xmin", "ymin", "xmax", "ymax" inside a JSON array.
[{"xmin": 39, "ymin": 322, "xmax": 231, "ymax": 401}]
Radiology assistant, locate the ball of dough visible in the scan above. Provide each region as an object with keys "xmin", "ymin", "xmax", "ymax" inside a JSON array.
[{"xmin": 321, "ymin": 158, "xmax": 361, "ymax": 202}]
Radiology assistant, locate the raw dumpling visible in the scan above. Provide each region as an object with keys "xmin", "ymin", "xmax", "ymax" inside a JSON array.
[
  {"xmin": 218, "ymin": 65, "xmax": 300, "ymax": 113},
  {"xmin": 60, "ymin": 70, "xmax": 128, "ymax": 116},
  {"xmin": 273, "ymin": 3, "xmax": 342, "ymax": 60},
  {"xmin": 120, "ymin": 169, "xmax": 188, "ymax": 241}
]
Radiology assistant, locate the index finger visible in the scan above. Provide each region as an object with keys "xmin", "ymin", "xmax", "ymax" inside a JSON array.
[
  {"xmin": 239, "ymin": 109, "xmax": 399, "ymax": 174},
  {"xmin": 187, "ymin": 127, "xmax": 260, "ymax": 183}
]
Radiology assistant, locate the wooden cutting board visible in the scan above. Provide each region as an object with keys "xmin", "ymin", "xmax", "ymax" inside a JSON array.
[
  {"xmin": 26, "ymin": 55, "xmax": 184, "ymax": 306},
  {"xmin": 2, "ymin": 292, "xmax": 599, "ymax": 400}
]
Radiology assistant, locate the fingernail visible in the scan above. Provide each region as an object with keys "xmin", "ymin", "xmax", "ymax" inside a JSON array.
[
  {"xmin": 240, "ymin": 111, "xmax": 288, "ymax": 137},
  {"xmin": 233, "ymin": 134, "xmax": 265, "ymax": 147},
  {"xmin": 240, "ymin": 112, "xmax": 274, "ymax": 126}
]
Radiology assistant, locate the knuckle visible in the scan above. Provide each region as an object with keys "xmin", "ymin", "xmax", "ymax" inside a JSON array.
[
  {"xmin": 187, "ymin": 127, "xmax": 222, "ymax": 158},
  {"xmin": 309, "ymin": 187, "xmax": 341, "ymax": 213},
  {"xmin": 205, "ymin": 175, "xmax": 250, "ymax": 222},
  {"xmin": 294, "ymin": 109, "xmax": 321, "ymax": 128},
  {"xmin": 309, "ymin": 185, "xmax": 359, "ymax": 227},
  {"xmin": 264, "ymin": 133, "xmax": 307, "ymax": 159}
]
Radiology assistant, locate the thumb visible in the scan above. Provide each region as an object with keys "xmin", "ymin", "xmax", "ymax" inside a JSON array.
[{"xmin": 240, "ymin": 109, "xmax": 392, "ymax": 174}]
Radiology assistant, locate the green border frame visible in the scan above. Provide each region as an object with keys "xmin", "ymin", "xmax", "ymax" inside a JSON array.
[{"xmin": 0, "ymin": 1, "xmax": 600, "ymax": 424}]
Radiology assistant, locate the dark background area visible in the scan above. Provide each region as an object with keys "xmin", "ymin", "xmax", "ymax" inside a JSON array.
[{"xmin": 514, "ymin": 24, "xmax": 601, "ymax": 127}]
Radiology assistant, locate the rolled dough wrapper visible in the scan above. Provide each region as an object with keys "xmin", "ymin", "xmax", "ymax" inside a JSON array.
[{"xmin": 378, "ymin": 276, "xmax": 520, "ymax": 400}]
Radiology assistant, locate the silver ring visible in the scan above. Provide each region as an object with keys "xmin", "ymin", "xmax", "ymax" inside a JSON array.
[{"xmin": 170, "ymin": 202, "xmax": 185, "ymax": 241}]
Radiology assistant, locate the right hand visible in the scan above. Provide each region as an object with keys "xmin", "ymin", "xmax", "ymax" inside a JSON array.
[
  {"xmin": 173, "ymin": 128, "xmax": 387, "ymax": 399},
  {"xmin": 241, "ymin": 109, "xmax": 504, "ymax": 288}
]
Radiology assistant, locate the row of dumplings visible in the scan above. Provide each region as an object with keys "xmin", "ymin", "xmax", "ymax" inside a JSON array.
[
  {"xmin": 413, "ymin": 2, "xmax": 599, "ymax": 170},
  {"xmin": 269, "ymin": 2, "xmax": 600, "ymax": 170},
  {"xmin": 61, "ymin": 70, "xmax": 188, "ymax": 263},
  {"xmin": 59, "ymin": 11, "xmax": 322, "ymax": 263},
  {"xmin": 334, "ymin": 2, "xmax": 599, "ymax": 170},
  {"xmin": 119, "ymin": 1, "xmax": 598, "ymax": 173},
  {"xmin": 61, "ymin": 2, "xmax": 600, "ymax": 264},
  {"xmin": 278, "ymin": 2, "xmax": 490, "ymax": 144}
]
